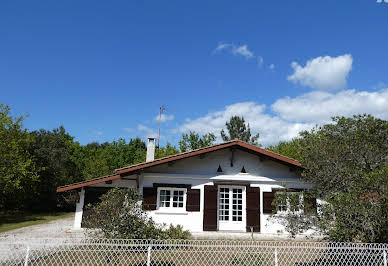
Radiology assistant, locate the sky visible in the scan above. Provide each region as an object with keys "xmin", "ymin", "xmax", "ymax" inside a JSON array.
[{"xmin": 1, "ymin": 0, "xmax": 388, "ymax": 147}]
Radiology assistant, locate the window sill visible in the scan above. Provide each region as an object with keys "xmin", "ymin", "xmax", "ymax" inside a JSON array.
[{"xmin": 154, "ymin": 210, "xmax": 189, "ymax": 215}]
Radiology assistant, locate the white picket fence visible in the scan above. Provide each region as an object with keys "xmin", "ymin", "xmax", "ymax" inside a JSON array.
[{"xmin": 0, "ymin": 238, "xmax": 387, "ymax": 265}]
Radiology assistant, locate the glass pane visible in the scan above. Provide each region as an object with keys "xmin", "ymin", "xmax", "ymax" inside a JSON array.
[
  {"xmin": 159, "ymin": 190, "xmax": 170, "ymax": 207},
  {"xmin": 219, "ymin": 188, "xmax": 230, "ymax": 221},
  {"xmin": 232, "ymin": 189, "xmax": 243, "ymax": 222},
  {"xmin": 172, "ymin": 190, "xmax": 184, "ymax": 208}
]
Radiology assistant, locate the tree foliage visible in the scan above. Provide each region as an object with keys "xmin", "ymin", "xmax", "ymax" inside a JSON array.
[
  {"xmin": 179, "ymin": 131, "xmax": 216, "ymax": 152},
  {"xmin": 266, "ymin": 138, "xmax": 304, "ymax": 161},
  {"xmin": 0, "ymin": 104, "xmax": 39, "ymax": 210},
  {"xmin": 220, "ymin": 116, "xmax": 259, "ymax": 145},
  {"xmin": 83, "ymin": 188, "xmax": 191, "ymax": 239},
  {"xmin": 269, "ymin": 114, "xmax": 388, "ymax": 242},
  {"xmin": 0, "ymin": 103, "xmax": 184, "ymax": 212},
  {"xmin": 28, "ymin": 126, "xmax": 82, "ymax": 210}
]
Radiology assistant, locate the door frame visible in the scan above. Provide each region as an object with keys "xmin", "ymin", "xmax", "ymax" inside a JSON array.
[{"xmin": 217, "ymin": 185, "xmax": 246, "ymax": 231}]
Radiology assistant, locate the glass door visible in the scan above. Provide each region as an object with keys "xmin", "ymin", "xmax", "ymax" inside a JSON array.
[{"xmin": 218, "ymin": 186, "xmax": 246, "ymax": 231}]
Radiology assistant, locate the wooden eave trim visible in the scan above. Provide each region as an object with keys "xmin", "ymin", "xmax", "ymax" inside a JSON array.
[{"xmin": 56, "ymin": 174, "xmax": 120, "ymax": 192}]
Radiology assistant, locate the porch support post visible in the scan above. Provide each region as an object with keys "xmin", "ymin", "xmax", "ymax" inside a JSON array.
[{"xmin": 73, "ymin": 187, "xmax": 85, "ymax": 229}]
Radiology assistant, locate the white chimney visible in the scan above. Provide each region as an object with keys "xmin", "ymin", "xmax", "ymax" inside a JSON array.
[{"xmin": 146, "ymin": 137, "xmax": 156, "ymax": 162}]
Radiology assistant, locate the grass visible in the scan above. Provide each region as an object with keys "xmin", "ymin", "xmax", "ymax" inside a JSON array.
[{"xmin": 0, "ymin": 211, "xmax": 73, "ymax": 233}]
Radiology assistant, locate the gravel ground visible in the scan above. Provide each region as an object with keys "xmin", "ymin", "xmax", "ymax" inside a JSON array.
[
  {"xmin": 0, "ymin": 214, "xmax": 85, "ymax": 240},
  {"xmin": 0, "ymin": 214, "xmax": 86, "ymax": 263}
]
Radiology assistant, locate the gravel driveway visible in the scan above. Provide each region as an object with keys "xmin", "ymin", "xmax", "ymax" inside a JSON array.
[
  {"xmin": 0, "ymin": 214, "xmax": 86, "ymax": 263},
  {"xmin": 0, "ymin": 214, "xmax": 85, "ymax": 240}
]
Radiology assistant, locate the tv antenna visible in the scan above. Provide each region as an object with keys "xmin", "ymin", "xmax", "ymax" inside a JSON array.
[{"xmin": 157, "ymin": 105, "xmax": 167, "ymax": 149}]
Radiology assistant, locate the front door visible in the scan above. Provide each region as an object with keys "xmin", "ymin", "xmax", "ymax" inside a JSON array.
[{"xmin": 218, "ymin": 186, "xmax": 246, "ymax": 231}]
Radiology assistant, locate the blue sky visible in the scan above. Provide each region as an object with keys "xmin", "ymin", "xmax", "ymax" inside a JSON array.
[{"xmin": 1, "ymin": 0, "xmax": 388, "ymax": 146}]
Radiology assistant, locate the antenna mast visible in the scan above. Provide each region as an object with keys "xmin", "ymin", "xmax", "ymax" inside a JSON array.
[{"xmin": 157, "ymin": 106, "xmax": 166, "ymax": 149}]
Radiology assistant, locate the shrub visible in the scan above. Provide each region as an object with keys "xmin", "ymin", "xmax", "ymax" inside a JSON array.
[{"xmin": 83, "ymin": 188, "xmax": 190, "ymax": 239}]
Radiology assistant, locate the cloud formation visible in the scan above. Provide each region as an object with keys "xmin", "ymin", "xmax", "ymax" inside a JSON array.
[
  {"xmin": 178, "ymin": 88, "xmax": 388, "ymax": 146},
  {"xmin": 137, "ymin": 124, "xmax": 157, "ymax": 138},
  {"xmin": 288, "ymin": 54, "xmax": 353, "ymax": 90},
  {"xmin": 272, "ymin": 89, "xmax": 388, "ymax": 122},
  {"xmin": 155, "ymin": 113, "xmax": 174, "ymax": 123},
  {"xmin": 214, "ymin": 43, "xmax": 255, "ymax": 59}
]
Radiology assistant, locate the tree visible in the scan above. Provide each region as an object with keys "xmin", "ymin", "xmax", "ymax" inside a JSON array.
[
  {"xmin": 28, "ymin": 126, "xmax": 82, "ymax": 210},
  {"xmin": 266, "ymin": 138, "xmax": 304, "ymax": 161},
  {"xmin": 270, "ymin": 114, "xmax": 388, "ymax": 242},
  {"xmin": 179, "ymin": 131, "xmax": 216, "ymax": 152},
  {"xmin": 83, "ymin": 188, "xmax": 190, "ymax": 239},
  {"xmin": 156, "ymin": 142, "xmax": 180, "ymax": 159},
  {"xmin": 220, "ymin": 116, "xmax": 259, "ymax": 145},
  {"xmin": 0, "ymin": 104, "xmax": 39, "ymax": 210}
]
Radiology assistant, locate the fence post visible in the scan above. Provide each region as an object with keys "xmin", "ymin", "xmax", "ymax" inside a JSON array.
[
  {"xmin": 383, "ymin": 250, "xmax": 387, "ymax": 266},
  {"xmin": 274, "ymin": 248, "xmax": 278, "ymax": 266},
  {"xmin": 146, "ymin": 245, "xmax": 152, "ymax": 266},
  {"xmin": 24, "ymin": 246, "xmax": 30, "ymax": 266}
]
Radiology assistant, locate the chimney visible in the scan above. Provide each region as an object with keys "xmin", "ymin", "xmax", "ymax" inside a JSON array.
[{"xmin": 146, "ymin": 137, "xmax": 156, "ymax": 162}]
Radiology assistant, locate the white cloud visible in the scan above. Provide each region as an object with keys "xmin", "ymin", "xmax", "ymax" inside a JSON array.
[
  {"xmin": 178, "ymin": 88, "xmax": 388, "ymax": 146},
  {"xmin": 233, "ymin": 45, "xmax": 254, "ymax": 58},
  {"xmin": 178, "ymin": 102, "xmax": 313, "ymax": 146},
  {"xmin": 272, "ymin": 89, "xmax": 388, "ymax": 122},
  {"xmin": 137, "ymin": 124, "xmax": 157, "ymax": 138},
  {"xmin": 288, "ymin": 54, "xmax": 353, "ymax": 90},
  {"xmin": 123, "ymin": 127, "xmax": 134, "ymax": 133},
  {"xmin": 257, "ymin": 56, "xmax": 264, "ymax": 67},
  {"xmin": 269, "ymin": 64, "xmax": 275, "ymax": 70},
  {"xmin": 214, "ymin": 43, "xmax": 255, "ymax": 59},
  {"xmin": 154, "ymin": 113, "xmax": 174, "ymax": 123}
]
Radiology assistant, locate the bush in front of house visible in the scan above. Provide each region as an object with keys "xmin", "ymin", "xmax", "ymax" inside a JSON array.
[{"xmin": 82, "ymin": 188, "xmax": 191, "ymax": 239}]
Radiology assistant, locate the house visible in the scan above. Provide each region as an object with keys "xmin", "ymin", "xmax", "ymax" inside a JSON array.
[{"xmin": 57, "ymin": 138, "xmax": 316, "ymax": 235}]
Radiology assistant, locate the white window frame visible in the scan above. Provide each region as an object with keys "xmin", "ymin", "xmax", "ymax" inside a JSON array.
[
  {"xmin": 276, "ymin": 192, "xmax": 303, "ymax": 214},
  {"xmin": 156, "ymin": 187, "xmax": 187, "ymax": 212}
]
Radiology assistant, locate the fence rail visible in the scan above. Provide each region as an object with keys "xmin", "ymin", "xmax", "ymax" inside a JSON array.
[{"xmin": 1, "ymin": 238, "xmax": 387, "ymax": 266}]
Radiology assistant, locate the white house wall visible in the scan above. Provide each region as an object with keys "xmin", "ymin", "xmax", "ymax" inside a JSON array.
[
  {"xmin": 147, "ymin": 149, "xmax": 300, "ymax": 180},
  {"xmin": 143, "ymin": 176, "xmax": 210, "ymax": 232},
  {"xmin": 141, "ymin": 149, "xmax": 310, "ymax": 234}
]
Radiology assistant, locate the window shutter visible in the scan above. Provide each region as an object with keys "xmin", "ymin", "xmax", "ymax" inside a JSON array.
[
  {"xmin": 186, "ymin": 189, "xmax": 200, "ymax": 212},
  {"xmin": 304, "ymin": 196, "xmax": 317, "ymax": 215},
  {"xmin": 203, "ymin": 185, "xmax": 218, "ymax": 231},
  {"xmin": 142, "ymin": 187, "xmax": 157, "ymax": 210},
  {"xmin": 263, "ymin": 192, "xmax": 276, "ymax": 214},
  {"xmin": 246, "ymin": 186, "xmax": 260, "ymax": 232}
]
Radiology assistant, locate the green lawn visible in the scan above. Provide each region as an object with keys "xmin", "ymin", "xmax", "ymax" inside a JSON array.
[{"xmin": 0, "ymin": 212, "xmax": 73, "ymax": 233}]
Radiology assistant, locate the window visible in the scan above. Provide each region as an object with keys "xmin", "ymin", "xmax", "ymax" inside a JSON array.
[
  {"xmin": 157, "ymin": 187, "xmax": 187, "ymax": 210},
  {"xmin": 277, "ymin": 196, "xmax": 288, "ymax": 212},
  {"xmin": 276, "ymin": 192, "xmax": 302, "ymax": 213}
]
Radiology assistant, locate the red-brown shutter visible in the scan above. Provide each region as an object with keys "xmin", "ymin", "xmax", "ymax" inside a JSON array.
[
  {"xmin": 263, "ymin": 192, "xmax": 276, "ymax": 214},
  {"xmin": 203, "ymin": 185, "xmax": 218, "ymax": 231},
  {"xmin": 246, "ymin": 186, "xmax": 260, "ymax": 232},
  {"xmin": 186, "ymin": 189, "xmax": 200, "ymax": 212},
  {"xmin": 142, "ymin": 187, "xmax": 157, "ymax": 210}
]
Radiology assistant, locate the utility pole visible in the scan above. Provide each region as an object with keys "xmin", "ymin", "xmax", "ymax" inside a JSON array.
[{"xmin": 157, "ymin": 106, "xmax": 166, "ymax": 150}]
